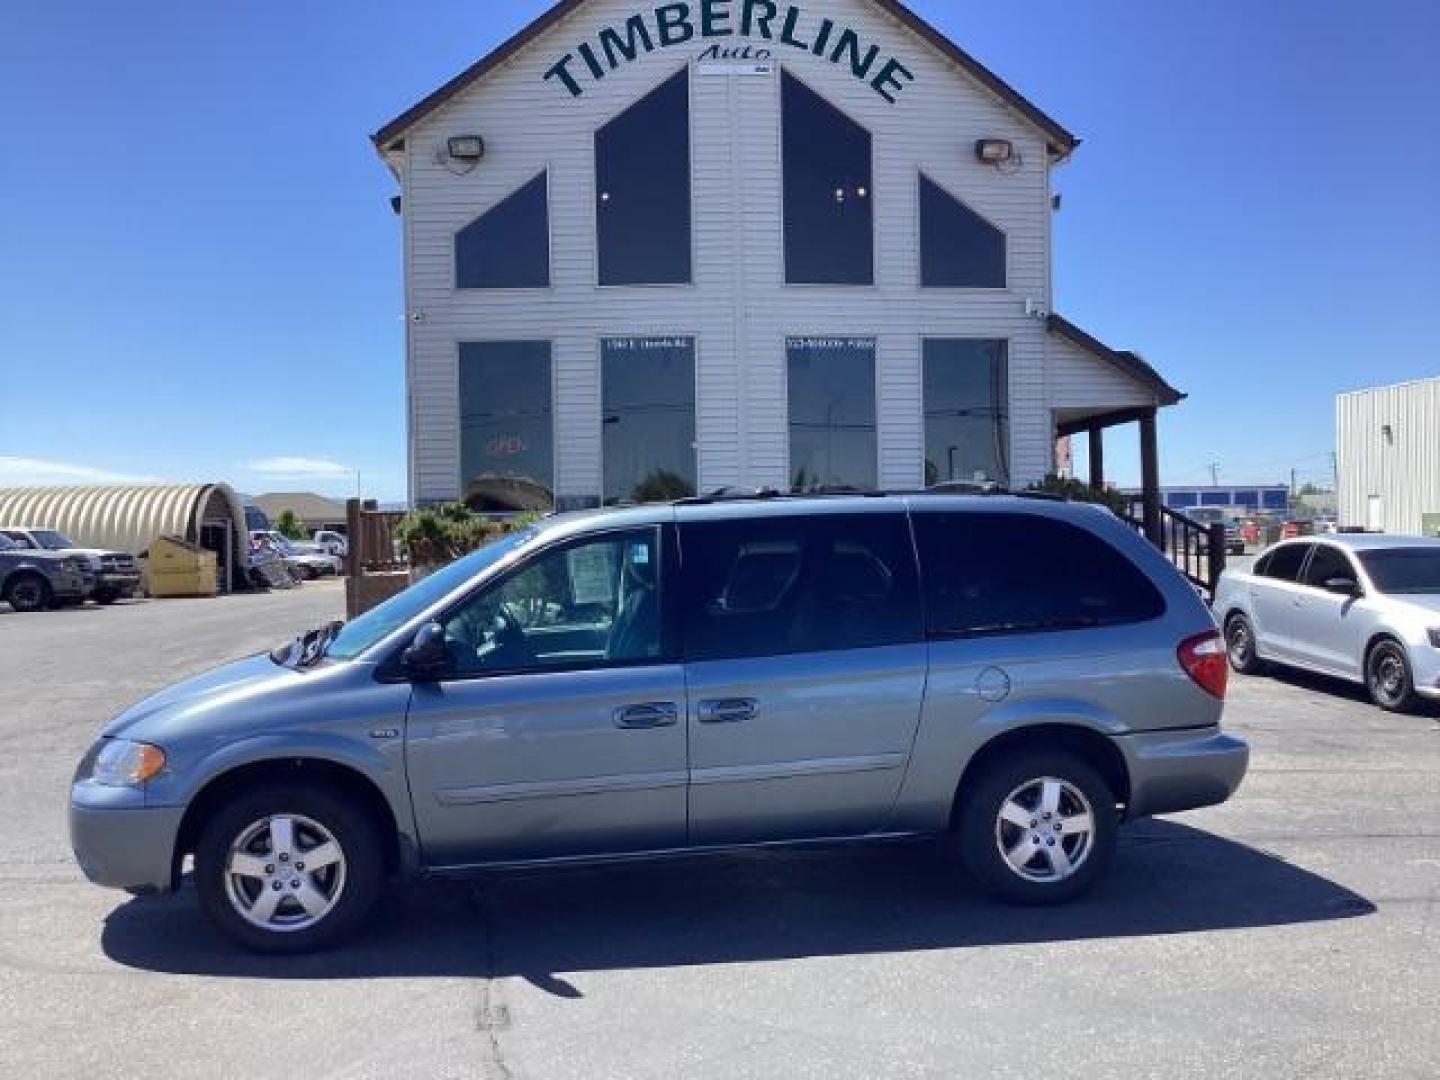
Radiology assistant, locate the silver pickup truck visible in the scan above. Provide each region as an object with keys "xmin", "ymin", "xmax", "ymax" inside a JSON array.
[
  {"xmin": 0, "ymin": 526, "xmax": 142, "ymax": 604},
  {"xmin": 0, "ymin": 533, "xmax": 93, "ymax": 611}
]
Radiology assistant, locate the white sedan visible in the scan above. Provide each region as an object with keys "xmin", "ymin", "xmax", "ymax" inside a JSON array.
[{"xmin": 1213, "ymin": 534, "xmax": 1440, "ymax": 712}]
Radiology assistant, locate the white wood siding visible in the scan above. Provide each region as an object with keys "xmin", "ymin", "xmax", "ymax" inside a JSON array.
[
  {"xmin": 1047, "ymin": 332, "xmax": 1159, "ymax": 412},
  {"xmin": 398, "ymin": 0, "xmax": 1113, "ymax": 504},
  {"xmin": 1337, "ymin": 377, "xmax": 1440, "ymax": 534}
]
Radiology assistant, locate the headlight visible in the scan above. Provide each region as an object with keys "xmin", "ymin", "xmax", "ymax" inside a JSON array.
[
  {"xmin": 1428, "ymin": 628, "xmax": 1440, "ymax": 649},
  {"xmin": 90, "ymin": 739, "xmax": 167, "ymax": 786}
]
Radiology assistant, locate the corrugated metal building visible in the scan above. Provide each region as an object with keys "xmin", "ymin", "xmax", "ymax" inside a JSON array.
[
  {"xmin": 0, "ymin": 484, "xmax": 251, "ymax": 591},
  {"xmin": 1337, "ymin": 376, "xmax": 1440, "ymax": 536},
  {"xmin": 372, "ymin": 0, "xmax": 1183, "ymax": 530}
]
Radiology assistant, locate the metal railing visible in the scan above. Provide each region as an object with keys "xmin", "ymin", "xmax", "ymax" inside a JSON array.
[{"xmin": 1124, "ymin": 506, "xmax": 1227, "ymax": 598}]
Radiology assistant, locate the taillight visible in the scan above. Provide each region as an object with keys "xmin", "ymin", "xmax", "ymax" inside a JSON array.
[{"xmin": 1178, "ymin": 630, "xmax": 1228, "ymax": 699}]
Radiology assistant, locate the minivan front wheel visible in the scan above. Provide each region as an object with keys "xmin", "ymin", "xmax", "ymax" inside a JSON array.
[
  {"xmin": 194, "ymin": 784, "xmax": 383, "ymax": 953},
  {"xmin": 955, "ymin": 751, "xmax": 1118, "ymax": 905}
]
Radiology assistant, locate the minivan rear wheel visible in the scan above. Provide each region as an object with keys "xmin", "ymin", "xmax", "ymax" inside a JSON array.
[
  {"xmin": 194, "ymin": 783, "xmax": 383, "ymax": 953},
  {"xmin": 954, "ymin": 751, "xmax": 1118, "ymax": 905}
]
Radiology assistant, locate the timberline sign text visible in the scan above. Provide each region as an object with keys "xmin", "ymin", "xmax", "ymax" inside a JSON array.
[{"xmin": 544, "ymin": 2, "xmax": 916, "ymax": 103}]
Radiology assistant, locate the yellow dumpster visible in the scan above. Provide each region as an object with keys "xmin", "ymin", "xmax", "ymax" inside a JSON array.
[{"xmin": 144, "ymin": 535, "xmax": 218, "ymax": 598}]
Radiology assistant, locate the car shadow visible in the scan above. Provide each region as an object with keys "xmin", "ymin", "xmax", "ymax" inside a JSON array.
[
  {"xmin": 99, "ymin": 820, "xmax": 1373, "ymax": 994},
  {"xmin": 1258, "ymin": 664, "xmax": 1440, "ymax": 715}
]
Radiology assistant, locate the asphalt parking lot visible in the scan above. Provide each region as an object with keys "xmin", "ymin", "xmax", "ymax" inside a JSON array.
[{"xmin": 1, "ymin": 581, "xmax": 1437, "ymax": 1078}]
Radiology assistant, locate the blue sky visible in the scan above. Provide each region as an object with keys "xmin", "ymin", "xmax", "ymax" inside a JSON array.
[{"xmin": 2, "ymin": 0, "xmax": 1436, "ymax": 501}]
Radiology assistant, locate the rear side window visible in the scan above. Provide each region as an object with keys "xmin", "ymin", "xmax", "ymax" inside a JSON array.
[
  {"xmin": 1302, "ymin": 545, "xmax": 1353, "ymax": 588},
  {"xmin": 679, "ymin": 513, "xmax": 921, "ymax": 661},
  {"xmin": 1260, "ymin": 544, "xmax": 1310, "ymax": 582},
  {"xmin": 913, "ymin": 512, "xmax": 1165, "ymax": 637}
]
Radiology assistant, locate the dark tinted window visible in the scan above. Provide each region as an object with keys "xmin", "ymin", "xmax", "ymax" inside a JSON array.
[
  {"xmin": 455, "ymin": 173, "xmax": 550, "ymax": 289},
  {"xmin": 913, "ymin": 512, "xmax": 1166, "ymax": 636},
  {"xmin": 787, "ymin": 337, "xmax": 877, "ymax": 492},
  {"xmin": 1357, "ymin": 548, "xmax": 1440, "ymax": 594},
  {"xmin": 783, "ymin": 71, "xmax": 873, "ymax": 285},
  {"xmin": 596, "ymin": 69, "xmax": 691, "ymax": 285},
  {"xmin": 1260, "ymin": 543, "xmax": 1310, "ymax": 582},
  {"xmin": 1303, "ymin": 545, "xmax": 1355, "ymax": 588},
  {"xmin": 920, "ymin": 175, "xmax": 1006, "ymax": 288},
  {"xmin": 680, "ymin": 513, "xmax": 921, "ymax": 661},
  {"xmin": 923, "ymin": 339, "xmax": 1009, "ymax": 487},
  {"xmin": 603, "ymin": 337, "xmax": 697, "ymax": 504},
  {"xmin": 459, "ymin": 342, "xmax": 554, "ymax": 511}
]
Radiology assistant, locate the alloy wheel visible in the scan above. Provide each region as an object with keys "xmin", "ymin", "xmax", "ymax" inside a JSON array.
[
  {"xmin": 223, "ymin": 814, "xmax": 347, "ymax": 933},
  {"xmin": 994, "ymin": 777, "xmax": 1096, "ymax": 883}
]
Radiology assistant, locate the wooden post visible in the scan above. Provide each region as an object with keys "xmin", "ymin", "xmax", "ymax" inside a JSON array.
[
  {"xmin": 345, "ymin": 498, "xmax": 361, "ymax": 620},
  {"xmin": 1088, "ymin": 426, "xmax": 1105, "ymax": 491},
  {"xmin": 1140, "ymin": 409, "xmax": 1163, "ymax": 548}
]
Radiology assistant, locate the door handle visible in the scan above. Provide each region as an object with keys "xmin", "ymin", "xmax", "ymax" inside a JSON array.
[
  {"xmin": 613, "ymin": 702, "xmax": 679, "ymax": 730},
  {"xmin": 698, "ymin": 698, "xmax": 758, "ymax": 724}
]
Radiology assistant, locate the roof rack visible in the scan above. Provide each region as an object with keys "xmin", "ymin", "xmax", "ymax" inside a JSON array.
[{"xmin": 674, "ymin": 486, "xmax": 1070, "ymax": 507}]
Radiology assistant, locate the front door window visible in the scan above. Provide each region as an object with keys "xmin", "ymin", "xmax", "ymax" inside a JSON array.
[{"xmin": 441, "ymin": 530, "xmax": 662, "ymax": 675}]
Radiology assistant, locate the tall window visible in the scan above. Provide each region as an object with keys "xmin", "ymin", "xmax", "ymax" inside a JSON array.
[
  {"xmin": 782, "ymin": 71, "xmax": 873, "ymax": 285},
  {"xmin": 788, "ymin": 337, "xmax": 877, "ymax": 492},
  {"xmin": 924, "ymin": 339, "xmax": 1009, "ymax": 487},
  {"xmin": 919, "ymin": 175, "xmax": 1006, "ymax": 289},
  {"xmin": 459, "ymin": 342, "xmax": 554, "ymax": 511},
  {"xmin": 596, "ymin": 69, "xmax": 692, "ymax": 285},
  {"xmin": 602, "ymin": 337, "xmax": 697, "ymax": 504},
  {"xmin": 455, "ymin": 173, "xmax": 550, "ymax": 289}
]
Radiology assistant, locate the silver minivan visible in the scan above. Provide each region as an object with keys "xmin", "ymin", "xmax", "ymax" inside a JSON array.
[{"xmin": 71, "ymin": 495, "xmax": 1248, "ymax": 953}]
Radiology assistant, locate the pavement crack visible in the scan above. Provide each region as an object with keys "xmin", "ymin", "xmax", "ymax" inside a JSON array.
[{"xmin": 467, "ymin": 882, "xmax": 516, "ymax": 1080}]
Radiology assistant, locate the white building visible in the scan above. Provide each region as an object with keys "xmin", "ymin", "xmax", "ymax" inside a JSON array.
[
  {"xmin": 372, "ymin": 0, "xmax": 1181, "ymax": 532},
  {"xmin": 1337, "ymin": 376, "xmax": 1440, "ymax": 535}
]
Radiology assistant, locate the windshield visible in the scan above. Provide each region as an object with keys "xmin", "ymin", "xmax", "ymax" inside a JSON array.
[
  {"xmin": 324, "ymin": 528, "xmax": 539, "ymax": 660},
  {"xmin": 1357, "ymin": 548, "xmax": 1440, "ymax": 595},
  {"xmin": 32, "ymin": 530, "xmax": 74, "ymax": 550}
]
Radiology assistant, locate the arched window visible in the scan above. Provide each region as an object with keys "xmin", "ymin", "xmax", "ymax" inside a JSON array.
[
  {"xmin": 919, "ymin": 175, "xmax": 1006, "ymax": 288},
  {"xmin": 455, "ymin": 173, "xmax": 550, "ymax": 289},
  {"xmin": 783, "ymin": 71, "xmax": 873, "ymax": 285},
  {"xmin": 596, "ymin": 68, "xmax": 692, "ymax": 285}
]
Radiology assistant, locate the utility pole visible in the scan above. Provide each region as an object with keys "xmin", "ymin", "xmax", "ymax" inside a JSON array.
[{"xmin": 1208, "ymin": 461, "xmax": 1220, "ymax": 487}]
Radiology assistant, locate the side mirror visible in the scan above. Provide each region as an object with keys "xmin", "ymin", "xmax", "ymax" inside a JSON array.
[
  {"xmin": 402, "ymin": 622, "xmax": 452, "ymax": 681},
  {"xmin": 1323, "ymin": 577, "xmax": 1361, "ymax": 598}
]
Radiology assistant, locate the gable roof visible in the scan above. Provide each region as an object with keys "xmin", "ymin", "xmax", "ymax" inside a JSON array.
[
  {"xmin": 371, "ymin": 0, "xmax": 1079, "ymax": 155},
  {"xmin": 1048, "ymin": 313, "xmax": 1184, "ymax": 408}
]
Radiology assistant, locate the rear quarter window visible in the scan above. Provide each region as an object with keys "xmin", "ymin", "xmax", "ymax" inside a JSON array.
[{"xmin": 913, "ymin": 511, "xmax": 1166, "ymax": 637}]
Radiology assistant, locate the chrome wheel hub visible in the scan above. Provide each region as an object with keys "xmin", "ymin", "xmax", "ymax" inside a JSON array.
[
  {"xmin": 995, "ymin": 777, "xmax": 1095, "ymax": 883},
  {"xmin": 224, "ymin": 814, "xmax": 346, "ymax": 932}
]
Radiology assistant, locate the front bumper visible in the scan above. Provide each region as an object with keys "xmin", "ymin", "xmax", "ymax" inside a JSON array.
[
  {"xmin": 93, "ymin": 572, "xmax": 141, "ymax": 595},
  {"xmin": 1115, "ymin": 726, "xmax": 1250, "ymax": 819},
  {"xmin": 54, "ymin": 570, "xmax": 92, "ymax": 599},
  {"xmin": 69, "ymin": 782, "xmax": 184, "ymax": 894}
]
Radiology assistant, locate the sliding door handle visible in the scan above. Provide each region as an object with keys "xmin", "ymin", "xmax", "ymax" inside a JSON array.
[
  {"xmin": 698, "ymin": 698, "xmax": 758, "ymax": 724},
  {"xmin": 614, "ymin": 703, "xmax": 679, "ymax": 730}
]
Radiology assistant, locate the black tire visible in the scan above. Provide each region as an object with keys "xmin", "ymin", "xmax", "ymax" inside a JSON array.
[
  {"xmin": 953, "ymin": 750, "xmax": 1118, "ymax": 905},
  {"xmin": 93, "ymin": 589, "xmax": 119, "ymax": 605},
  {"xmin": 1366, "ymin": 639, "xmax": 1420, "ymax": 714},
  {"xmin": 4, "ymin": 573, "xmax": 52, "ymax": 613},
  {"xmin": 1224, "ymin": 613, "xmax": 1266, "ymax": 675},
  {"xmin": 194, "ymin": 783, "xmax": 385, "ymax": 954}
]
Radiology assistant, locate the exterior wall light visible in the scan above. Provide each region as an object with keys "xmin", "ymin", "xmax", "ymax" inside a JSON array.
[
  {"xmin": 975, "ymin": 139, "xmax": 1015, "ymax": 164},
  {"xmin": 447, "ymin": 135, "xmax": 486, "ymax": 162}
]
